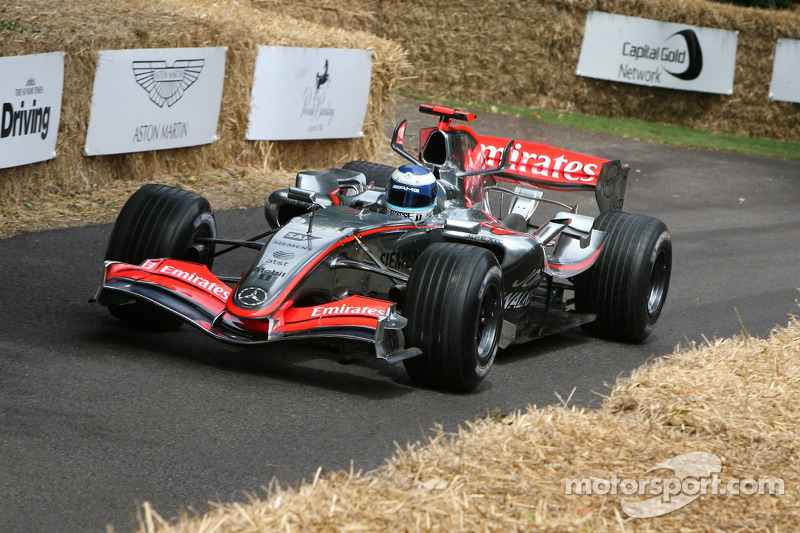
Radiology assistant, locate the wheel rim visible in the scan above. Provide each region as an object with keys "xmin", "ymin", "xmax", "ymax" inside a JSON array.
[
  {"xmin": 647, "ymin": 250, "xmax": 669, "ymax": 317},
  {"xmin": 475, "ymin": 284, "xmax": 502, "ymax": 365}
]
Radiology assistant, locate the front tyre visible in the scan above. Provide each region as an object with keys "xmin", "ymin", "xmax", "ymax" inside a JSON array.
[
  {"xmin": 341, "ymin": 160, "xmax": 395, "ymax": 189},
  {"xmin": 573, "ymin": 211, "xmax": 671, "ymax": 342},
  {"xmin": 104, "ymin": 184, "xmax": 217, "ymax": 330},
  {"xmin": 403, "ymin": 243, "xmax": 503, "ymax": 392}
]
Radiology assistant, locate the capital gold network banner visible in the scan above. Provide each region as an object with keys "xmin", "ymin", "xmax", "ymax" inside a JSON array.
[{"xmin": 577, "ymin": 11, "xmax": 738, "ymax": 95}]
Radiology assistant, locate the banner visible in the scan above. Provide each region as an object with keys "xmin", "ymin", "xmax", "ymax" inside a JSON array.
[
  {"xmin": 0, "ymin": 52, "xmax": 64, "ymax": 169},
  {"xmin": 247, "ymin": 46, "xmax": 372, "ymax": 141},
  {"xmin": 769, "ymin": 38, "xmax": 800, "ymax": 104},
  {"xmin": 84, "ymin": 47, "xmax": 227, "ymax": 156},
  {"xmin": 576, "ymin": 12, "xmax": 738, "ymax": 95}
]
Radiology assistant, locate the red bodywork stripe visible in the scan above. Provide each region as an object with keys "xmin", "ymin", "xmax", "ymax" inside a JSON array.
[
  {"xmin": 544, "ymin": 243, "xmax": 604, "ymax": 275},
  {"xmin": 226, "ymin": 225, "xmax": 421, "ymax": 319}
]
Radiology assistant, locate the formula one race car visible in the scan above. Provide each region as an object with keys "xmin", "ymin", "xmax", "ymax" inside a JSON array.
[{"xmin": 94, "ymin": 104, "xmax": 671, "ymax": 392}]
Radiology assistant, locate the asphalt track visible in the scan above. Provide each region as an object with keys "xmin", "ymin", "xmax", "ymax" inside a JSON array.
[{"xmin": 1, "ymin": 106, "xmax": 799, "ymax": 532}]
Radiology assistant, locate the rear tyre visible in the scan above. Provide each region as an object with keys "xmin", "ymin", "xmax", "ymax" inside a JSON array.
[
  {"xmin": 573, "ymin": 211, "xmax": 671, "ymax": 342},
  {"xmin": 342, "ymin": 160, "xmax": 395, "ymax": 189},
  {"xmin": 402, "ymin": 243, "xmax": 503, "ymax": 392},
  {"xmin": 104, "ymin": 184, "xmax": 217, "ymax": 330}
]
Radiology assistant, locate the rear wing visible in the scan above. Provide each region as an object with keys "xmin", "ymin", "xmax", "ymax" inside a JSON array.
[
  {"xmin": 471, "ymin": 132, "xmax": 629, "ymax": 212},
  {"xmin": 409, "ymin": 104, "xmax": 629, "ymax": 212}
]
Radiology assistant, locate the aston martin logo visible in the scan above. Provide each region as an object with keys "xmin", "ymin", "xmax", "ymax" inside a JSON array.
[{"xmin": 132, "ymin": 59, "xmax": 204, "ymax": 107}]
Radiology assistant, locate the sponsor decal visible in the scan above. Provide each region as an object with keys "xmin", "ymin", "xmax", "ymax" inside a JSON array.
[
  {"xmin": 310, "ymin": 304, "xmax": 386, "ymax": 318},
  {"xmin": 158, "ymin": 263, "xmax": 230, "ymax": 299},
  {"xmin": 619, "ymin": 29, "xmax": 703, "ymax": 83},
  {"xmin": 253, "ymin": 267, "xmax": 286, "ymax": 282},
  {"xmin": 273, "ymin": 250, "xmax": 295, "ymax": 260},
  {"xmin": 475, "ymin": 136, "xmax": 606, "ymax": 184},
  {"xmin": 392, "ymin": 184, "xmax": 420, "ymax": 193},
  {"xmin": 512, "ymin": 270, "xmax": 542, "ymax": 290},
  {"xmin": 379, "ymin": 250, "xmax": 420, "ymax": 270},
  {"xmin": 132, "ymin": 59, "xmax": 205, "ymax": 108},
  {"xmin": 457, "ymin": 233, "xmax": 503, "ymax": 246},
  {"xmin": 238, "ymin": 286, "xmax": 268, "ymax": 306},
  {"xmin": 275, "ymin": 240, "xmax": 312, "ymax": 250},
  {"xmin": 1, "ymin": 86, "xmax": 51, "ymax": 141},
  {"xmin": 131, "ymin": 122, "xmax": 188, "ymax": 143},
  {"xmin": 283, "ymin": 231, "xmax": 320, "ymax": 242},
  {"xmin": 127, "ymin": 59, "xmax": 204, "ymax": 144},
  {"xmin": 504, "ymin": 290, "xmax": 535, "ymax": 309}
]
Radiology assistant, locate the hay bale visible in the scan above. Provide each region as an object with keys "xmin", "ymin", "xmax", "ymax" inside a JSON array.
[
  {"xmin": 277, "ymin": 0, "xmax": 800, "ymax": 142},
  {"xmin": 0, "ymin": 0, "xmax": 409, "ymax": 200},
  {"xmin": 129, "ymin": 318, "xmax": 800, "ymax": 532}
]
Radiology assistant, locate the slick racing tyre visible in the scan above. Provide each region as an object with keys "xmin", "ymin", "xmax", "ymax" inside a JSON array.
[
  {"xmin": 104, "ymin": 184, "xmax": 217, "ymax": 330},
  {"xmin": 403, "ymin": 243, "xmax": 503, "ymax": 392},
  {"xmin": 342, "ymin": 160, "xmax": 395, "ymax": 189},
  {"xmin": 573, "ymin": 211, "xmax": 671, "ymax": 342}
]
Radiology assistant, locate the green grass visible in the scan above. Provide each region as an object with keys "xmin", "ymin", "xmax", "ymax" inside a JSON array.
[{"xmin": 398, "ymin": 91, "xmax": 800, "ymax": 161}]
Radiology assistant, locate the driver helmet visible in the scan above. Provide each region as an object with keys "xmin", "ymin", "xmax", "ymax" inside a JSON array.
[{"xmin": 385, "ymin": 164, "xmax": 438, "ymax": 223}]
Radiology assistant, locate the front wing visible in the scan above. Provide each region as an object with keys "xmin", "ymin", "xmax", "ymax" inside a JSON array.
[{"xmin": 95, "ymin": 260, "xmax": 417, "ymax": 362}]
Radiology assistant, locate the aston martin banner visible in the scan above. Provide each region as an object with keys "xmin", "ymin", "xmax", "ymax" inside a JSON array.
[
  {"xmin": 247, "ymin": 46, "xmax": 373, "ymax": 141},
  {"xmin": 769, "ymin": 38, "xmax": 800, "ymax": 104},
  {"xmin": 0, "ymin": 52, "xmax": 64, "ymax": 169},
  {"xmin": 84, "ymin": 47, "xmax": 227, "ymax": 156},
  {"xmin": 576, "ymin": 11, "xmax": 738, "ymax": 95}
]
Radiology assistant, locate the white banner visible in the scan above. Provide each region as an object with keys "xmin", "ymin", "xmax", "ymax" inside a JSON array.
[
  {"xmin": 0, "ymin": 52, "xmax": 64, "ymax": 169},
  {"xmin": 85, "ymin": 47, "xmax": 227, "ymax": 156},
  {"xmin": 769, "ymin": 38, "xmax": 800, "ymax": 104},
  {"xmin": 247, "ymin": 46, "xmax": 372, "ymax": 141},
  {"xmin": 576, "ymin": 11, "xmax": 738, "ymax": 95}
]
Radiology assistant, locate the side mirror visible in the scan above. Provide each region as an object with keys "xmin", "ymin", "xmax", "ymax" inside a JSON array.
[
  {"xmin": 456, "ymin": 139, "xmax": 514, "ymax": 178},
  {"xmin": 287, "ymin": 187, "xmax": 317, "ymax": 204},
  {"xmin": 391, "ymin": 120, "xmax": 425, "ymax": 166}
]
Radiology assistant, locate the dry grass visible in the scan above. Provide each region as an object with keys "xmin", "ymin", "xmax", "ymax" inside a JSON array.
[{"xmin": 127, "ymin": 317, "xmax": 800, "ymax": 532}]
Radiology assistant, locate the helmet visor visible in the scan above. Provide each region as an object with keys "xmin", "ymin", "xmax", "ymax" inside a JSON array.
[{"xmin": 386, "ymin": 183, "xmax": 438, "ymax": 209}]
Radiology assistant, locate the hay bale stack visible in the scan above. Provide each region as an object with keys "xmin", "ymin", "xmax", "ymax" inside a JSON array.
[
  {"xmin": 276, "ymin": 0, "xmax": 800, "ymax": 142},
  {"xmin": 131, "ymin": 318, "xmax": 800, "ymax": 531},
  {"xmin": 0, "ymin": 0, "xmax": 408, "ymax": 199}
]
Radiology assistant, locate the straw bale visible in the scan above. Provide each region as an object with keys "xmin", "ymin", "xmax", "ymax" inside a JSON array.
[
  {"xmin": 274, "ymin": 0, "xmax": 800, "ymax": 142},
  {"xmin": 0, "ymin": 0, "xmax": 409, "ymax": 200},
  {"xmin": 129, "ymin": 317, "xmax": 800, "ymax": 532}
]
